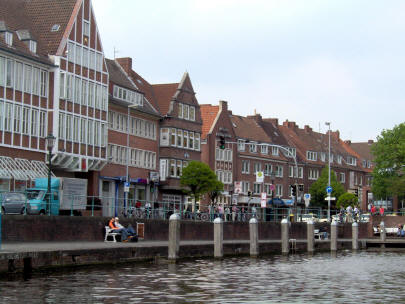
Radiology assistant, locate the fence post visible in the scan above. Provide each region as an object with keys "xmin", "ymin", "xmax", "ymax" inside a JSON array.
[
  {"xmin": 249, "ymin": 217, "xmax": 259, "ymax": 257},
  {"xmin": 380, "ymin": 221, "xmax": 386, "ymax": 242},
  {"xmin": 352, "ymin": 222, "xmax": 359, "ymax": 250},
  {"xmin": 331, "ymin": 220, "xmax": 338, "ymax": 251},
  {"xmin": 281, "ymin": 218, "xmax": 289, "ymax": 254},
  {"xmin": 214, "ymin": 217, "xmax": 223, "ymax": 259},
  {"xmin": 168, "ymin": 213, "xmax": 180, "ymax": 261},
  {"xmin": 307, "ymin": 220, "xmax": 315, "ymax": 253}
]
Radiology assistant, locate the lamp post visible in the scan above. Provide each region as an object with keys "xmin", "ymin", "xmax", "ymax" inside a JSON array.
[
  {"xmin": 325, "ymin": 122, "xmax": 331, "ymax": 221},
  {"xmin": 268, "ymin": 170, "xmax": 276, "ymax": 222},
  {"xmin": 46, "ymin": 133, "xmax": 56, "ymax": 216}
]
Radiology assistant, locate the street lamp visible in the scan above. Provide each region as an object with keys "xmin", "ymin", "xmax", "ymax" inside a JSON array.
[
  {"xmin": 325, "ymin": 122, "xmax": 331, "ymax": 221},
  {"xmin": 46, "ymin": 133, "xmax": 56, "ymax": 215}
]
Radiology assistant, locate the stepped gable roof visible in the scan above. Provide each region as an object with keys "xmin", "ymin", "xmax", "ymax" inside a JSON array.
[
  {"xmin": 200, "ymin": 104, "xmax": 219, "ymax": 139},
  {"xmin": 152, "ymin": 83, "xmax": 179, "ymax": 115},
  {"xmin": 105, "ymin": 59, "xmax": 139, "ymax": 91},
  {"xmin": 231, "ymin": 114, "xmax": 271, "ymax": 143}
]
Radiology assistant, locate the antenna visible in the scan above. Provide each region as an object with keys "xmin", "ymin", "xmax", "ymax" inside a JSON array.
[{"xmin": 113, "ymin": 47, "xmax": 119, "ymax": 59}]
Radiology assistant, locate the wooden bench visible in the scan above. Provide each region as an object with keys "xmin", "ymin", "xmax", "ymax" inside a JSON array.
[{"xmin": 104, "ymin": 226, "xmax": 121, "ymax": 242}]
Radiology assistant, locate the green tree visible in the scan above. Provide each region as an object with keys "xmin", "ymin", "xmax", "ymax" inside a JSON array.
[
  {"xmin": 336, "ymin": 192, "xmax": 358, "ymax": 209},
  {"xmin": 371, "ymin": 122, "xmax": 405, "ymax": 199},
  {"xmin": 180, "ymin": 161, "xmax": 223, "ymax": 210},
  {"xmin": 207, "ymin": 179, "xmax": 225, "ymax": 206},
  {"xmin": 309, "ymin": 166, "xmax": 345, "ymax": 208}
]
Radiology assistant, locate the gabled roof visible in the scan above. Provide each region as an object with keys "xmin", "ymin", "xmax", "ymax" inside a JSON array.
[
  {"xmin": 106, "ymin": 58, "xmax": 160, "ymax": 118},
  {"xmin": 152, "ymin": 83, "xmax": 179, "ymax": 116},
  {"xmin": 231, "ymin": 115, "xmax": 271, "ymax": 143},
  {"xmin": 0, "ymin": 0, "xmax": 78, "ymax": 62},
  {"xmin": 105, "ymin": 58, "xmax": 138, "ymax": 91},
  {"xmin": 200, "ymin": 104, "xmax": 219, "ymax": 139},
  {"xmin": 350, "ymin": 141, "xmax": 374, "ymax": 161}
]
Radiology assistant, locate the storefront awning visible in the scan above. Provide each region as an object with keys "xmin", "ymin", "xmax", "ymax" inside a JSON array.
[{"xmin": 0, "ymin": 156, "xmax": 55, "ymax": 180}]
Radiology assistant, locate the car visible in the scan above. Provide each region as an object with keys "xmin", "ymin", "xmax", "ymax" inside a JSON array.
[{"xmin": 0, "ymin": 192, "xmax": 28, "ymax": 214}]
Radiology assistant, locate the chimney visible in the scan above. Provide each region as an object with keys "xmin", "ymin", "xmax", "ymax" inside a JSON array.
[
  {"xmin": 219, "ymin": 100, "xmax": 228, "ymax": 111},
  {"xmin": 304, "ymin": 125, "xmax": 312, "ymax": 133},
  {"xmin": 247, "ymin": 113, "xmax": 262, "ymax": 124},
  {"xmin": 283, "ymin": 120, "xmax": 297, "ymax": 129},
  {"xmin": 368, "ymin": 139, "xmax": 374, "ymax": 145},
  {"xmin": 116, "ymin": 57, "xmax": 132, "ymax": 73}
]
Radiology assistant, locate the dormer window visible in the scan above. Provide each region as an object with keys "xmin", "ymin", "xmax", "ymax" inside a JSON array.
[
  {"xmin": 307, "ymin": 151, "xmax": 317, "ymax": 161},
  {"xmin": 5, "ymin": 31, "xmax": 12, "ymax": 46},
  {"xmin": 113, "ymin": 85, "xmax": 143, "ymax": 106},
  {"xmin": 29, "ymin": 40, "xmax": 37, "ymax": 53}
]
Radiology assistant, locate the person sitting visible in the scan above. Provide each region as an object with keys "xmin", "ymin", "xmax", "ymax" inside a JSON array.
[
  {"xmin": 397, "ymin": 224, "xmax": 405, "ymax": 237},
  {"xmin": 109, "ymin": 217, "xmax": 137, "ymax": 242}
]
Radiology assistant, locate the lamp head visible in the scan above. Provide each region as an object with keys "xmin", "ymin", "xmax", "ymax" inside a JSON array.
[{"xmin": 46, "ymin": 133, "xmax": 56, "ymax": 150}]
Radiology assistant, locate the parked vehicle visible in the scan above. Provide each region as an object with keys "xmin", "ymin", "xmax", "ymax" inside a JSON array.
[
  {"xmin": 26, "ymin": 177, "xmax": 87, "ymax": 215},
  {"xmin": 0, "ymin": 192, "xmax": 27, "ymax": 214}
]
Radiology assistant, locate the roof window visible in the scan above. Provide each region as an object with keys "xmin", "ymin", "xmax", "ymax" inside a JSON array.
[
  {"xmin": 5, "ymin": 31, "xmax": 12, "ymax": 46},
  {"xmin": 51, "ymin": 24, "xmax": 60, "ymax": 32}
]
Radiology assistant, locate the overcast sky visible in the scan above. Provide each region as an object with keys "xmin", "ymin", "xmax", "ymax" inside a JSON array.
[{"xmin": 92, "ymin": 0, "xmax": 405, "ymax": 142}]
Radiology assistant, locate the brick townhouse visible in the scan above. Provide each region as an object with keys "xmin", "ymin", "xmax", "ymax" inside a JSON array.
[
  {"xmin": 0, "ymin": 0, "xmax": 108, "ymax": 197},
  {"xmin": 200, "ymin": 101, "xmax": 236, "ymax": 209},
  {"xmin": 100, "ymin": 58, "xmax": 160, "ymax": 217},
  {"xmin": 115, "ymin": 57, "xmax": 203, "ymax": 214}
]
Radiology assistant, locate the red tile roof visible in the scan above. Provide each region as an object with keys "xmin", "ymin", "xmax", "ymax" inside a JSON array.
[
  {"xmin": 152, "ymin": 83, "xmax": 179, "ymax": 116},
  {"xmin": 200, "ymin": 104, "xmax": 219, "ymax": 139},
  {"xmin": 231, "ymin": 115, "xmax": 271, "ymax": 143}
]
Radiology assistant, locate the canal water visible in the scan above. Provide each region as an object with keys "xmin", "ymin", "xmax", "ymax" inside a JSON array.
[{"xmin": 1, "ymin": 251, "xmax": 405, "ymax": 303}]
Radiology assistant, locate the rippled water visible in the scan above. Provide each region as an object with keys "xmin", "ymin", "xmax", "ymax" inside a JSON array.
[{"xmin": 1, "ymin": 251, "xmax": 405, "ymax": 303}]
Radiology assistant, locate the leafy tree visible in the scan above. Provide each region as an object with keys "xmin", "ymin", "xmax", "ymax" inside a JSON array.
[
  {"xmin": 336, "ymin": 193, "xmax": 358, "ymax": 209},
  {"xmin": 309, "ymin": 166, "xmax": 345, "ymax": 208},
  {"xmin": 180, "ymin": 161, "xmax": 223, "ymax": 210},
  {"xmin": 371, "ymin": 122, "xmax": 405, "ymax": 199},
  {"xmin": 207, "ymin": 179, "xmax": 225, "ymax": 206}
]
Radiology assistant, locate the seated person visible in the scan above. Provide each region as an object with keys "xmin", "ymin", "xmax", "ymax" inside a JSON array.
[
  {"xmin": 109, "ymin": 217, "xmax": 137, "ymax": 242},
  {"xmin": 319, "ymin": 226, "xmax": 329, "ymax": 239},
  {"xmin": 397, "ymin": 224, "xmax": 405, "ymax": 237}
]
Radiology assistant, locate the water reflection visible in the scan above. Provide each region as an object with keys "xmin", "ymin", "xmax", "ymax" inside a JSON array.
[{"xmin": 1, "ymin": 251, "xmax": 405, "ymax": 303}]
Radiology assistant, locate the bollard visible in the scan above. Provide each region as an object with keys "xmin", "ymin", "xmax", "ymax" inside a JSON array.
[
  {"xmin": 249, "ymin": 218, "xmax": 259, "ymax": 257},
  {"xmin": 214, "ymin": 217, "xmax": 223, "ymax": 259},
  {"xmin": 352, "ymin": 222, "xmax": 359, "ymax": 250},
  {"xmin": 331, "ymin": 220, "xmax": 338, "ymax": 251},
  {"xmin": 168, "ymin": 213, "xmax": 180, "ymax": 261},
  {"xmin": 307, "ymin": 221, "xmax": 315, "ymax": 253},
  {"xmin": 281, "ymin": 218, "xmax": 289, "ymax": 254},
  {"xmin": 380, "ymin": 221, "xmax": 386, "ymax": 242}
]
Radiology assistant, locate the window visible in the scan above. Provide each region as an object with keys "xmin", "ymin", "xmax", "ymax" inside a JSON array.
[
  {"xmin": 113, "ymin": 85, "xmax": 143, "ymax": 106},
  {"xmin": 298, "ymin": 167, "xmax": 303, "ymax": 178},
  {"xmin": 0, "ymin": 56, "xmax": 5, "ymax": 86},
  {"xmin": 242, "ymin": 160, "xmax": 250, "ymax": 174},
  {"xmin": 242, "ymin": 181, "xmax": 249, "ymax": 193},
  {"xmin": 29, "ymin": 40, "xmax": 37, "ymax": 53},
  {"xmin": 24, "ymin": 65, "xmax": 32, "ymax": 93},
  {"xmin": 31, "ymin": 109, "xmax": 39, "ymax": 136},
  {"xmin": 22, "ymin": 107, "xmax": 29, "ymax": 134},
  {"xmin": 253, "ymin": 183, "xmax": 261, "ymax": 194},
  {"xmin": 183, "ymin": 104, "xmax": 189, "ymax": 120},
  {"xmin": 177, "ymin": 129, "xmax": 183, "ymax": 147},
  {"xmin": 320, "ymin": 152, "xmax": 326, "ymax": 162},
  {"xmin": 238, "ymin": 139, "xmax": 245, "ymax": 151},
  {"xmin": 249, "ymin": 143, "xmax": 257, "ymax": 153},
  {"xmin": 264, "ymin": 184, "xmax": 272, "ymax": 195},
  {"xmin": 306, "ymin": 151, "xmax": 317, "ymax": 161},
  {"xmin": 308, "ymin": 169, "xmax": 319, "ymax": 180},
  {"xmin": 275, "ymin": 165, "xmax": 283, "ymax": 177},
  {"xmin": 6, "ymin": 59, "xmax": 14, "ymax": 87},
  {"xmin": 289, "ymin": 166, "xmax": 295, "ymax": 178},
  {"xmin": 178, "ymin": 103, "xmax": 183, "ymax": 118},
  {"xmin": 337, "ymin": 155, "xmax": 342, "ymax": 164},
  {"xmin": 15, "ymin": 62, "xmax": 23, "ymax": 91},
  {"xmin": 340, "ymin": 173, "xmax": 345, "ymax": 183},
  {"xmin": 14, "ymin": 105, "xmax": 21, "ymax": 133},
  {"xmin": 39, "ymin": 111, "xmax": 46, "ymax": 138},
  {"xmin": 4, "ymin": 103, "xmax": 12, "ymax": 131},
  {"xmin": 5, "ymin": 32, "xmax": 12, "ymax": 46},
  {"xmin": 272, "ymin": 146, "xmax": 279, "ymax": 156},
  {"xmin": 160, "ymin": 128, "xmax": 169, "ymax": 146},
  {"xmin": 347, "ymin": 156, "xmax": 357, "ymax": 166},
  {"xmin": 189, "ymin": 106, "xmax": 195, "ymax": 121},
  {"xmin": 83, "ymin": 20, "xmax": 90, "ymax": 37},
  {"xmin": 253, "ymin": 162, "xmax": 261, "ymax": 173},
  {"xmin": 178, "ymin": 103, "xmax": 196, "ymax": 121},
  {"xmin": 285, "ymin": 147, "xmax": 296, "ymax": 157},
  {"xmin": 276, "ymin": 184, "xmax": 283, "ymax": 197},
  {"xmin": 261, "ymin": 145, "xmax": 268, "ymax": 154},
  {"xmin": 264, "ymin": 164, "xmax": 272, "ymax": 176}
]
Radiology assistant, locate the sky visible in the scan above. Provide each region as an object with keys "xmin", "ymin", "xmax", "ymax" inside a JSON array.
[{"xmin": 92, "ymin": 0, "xmax": 405, "ymax": 142}]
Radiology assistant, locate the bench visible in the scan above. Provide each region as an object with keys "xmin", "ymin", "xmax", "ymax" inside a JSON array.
[
  {"xmin": 104, "ymin": 226, "xmax": 121, "ymax": 242},
  {"xmin": 314, "ymin": 229, "xmax": 328, "ymax": 240},
  {"xmin": 373, "ymin": 226, "xmax": 399, "ymax": 236}
]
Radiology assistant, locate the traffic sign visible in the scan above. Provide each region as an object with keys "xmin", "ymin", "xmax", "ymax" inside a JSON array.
[
  {"xmin": 124, "ymin": 182, "xmax": 130, "ymax": 192},
  {"xmin": 304, "ymin": 193, "xmax": 311, "ymax": 200},
  {"xmin": 324, "ymin": 197, "xmax": 336, "ymax": 200},
  {"xmin": 326, "ymin": 186, "xmax": 332, "ymax": 194}
]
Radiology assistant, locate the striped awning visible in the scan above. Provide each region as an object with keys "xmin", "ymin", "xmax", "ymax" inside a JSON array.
[{"xmin": 0, "ymin": 156, "xmax": 54, "ymax": 180}]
